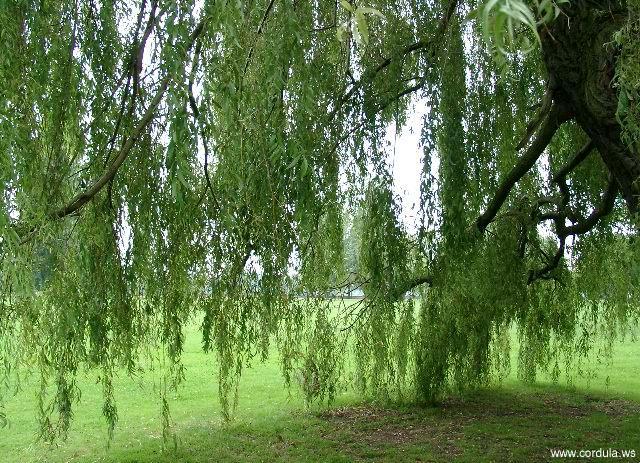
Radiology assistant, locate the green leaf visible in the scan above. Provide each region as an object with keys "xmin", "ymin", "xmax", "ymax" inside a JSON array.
[
  {"xmin": 339, "ymin": 0, "xmax": 354, "ymax": 13},
  {"xmin": 464, "ymin": 8, "xmax": 479, "ymax": 23},
  {"xmin": 336, "ymin": 23, "xmax": 348, "ymax": 43},
  {"xmin": 354, "ymin": 10, "xmax": 370, "ymax": 47}
]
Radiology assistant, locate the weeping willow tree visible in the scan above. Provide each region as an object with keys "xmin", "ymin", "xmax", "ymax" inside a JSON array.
[{"xmin": 1, "ymin": 0, "xmax": 639, "ymax": 441}]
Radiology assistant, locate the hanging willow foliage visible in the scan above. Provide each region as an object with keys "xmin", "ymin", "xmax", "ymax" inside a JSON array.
[{"xmin": 0, "ymin": 0, "xmax": 639, "ymax": 442}]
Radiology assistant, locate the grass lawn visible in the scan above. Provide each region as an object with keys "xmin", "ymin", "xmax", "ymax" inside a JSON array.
[{"xmin": 1, "ymin": 320, "xmax": 639, "ymax": 462}]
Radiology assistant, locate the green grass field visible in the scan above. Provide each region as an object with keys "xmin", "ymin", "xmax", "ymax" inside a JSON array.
[{"xmin": 2, "ymin": 320, "xmax": 639, "ymax": 463}]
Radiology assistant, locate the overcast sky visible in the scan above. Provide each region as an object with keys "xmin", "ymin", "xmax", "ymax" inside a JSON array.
[{"xmin": 388, "ymin": 97, "xmax": 434, "ymax": 233}]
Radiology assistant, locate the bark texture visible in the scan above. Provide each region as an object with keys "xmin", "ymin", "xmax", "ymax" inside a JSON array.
[{"xmin": 542, "ymin": 0, "xmax": 640, "ymax": 211}]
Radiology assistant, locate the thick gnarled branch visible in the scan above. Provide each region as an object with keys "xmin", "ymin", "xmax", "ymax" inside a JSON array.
[
  {"xmin": 529, "ymin": 148, "xmax": 618, "ymax": 284},
  {"xmin": 563, "ymin": 178, "xmax": 618, "ymax": 237}
]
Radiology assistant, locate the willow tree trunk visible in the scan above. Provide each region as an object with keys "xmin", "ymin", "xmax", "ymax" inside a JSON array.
[{"xmin": 542, "ymin": 0, "xmax": 640, "ymax": 211}]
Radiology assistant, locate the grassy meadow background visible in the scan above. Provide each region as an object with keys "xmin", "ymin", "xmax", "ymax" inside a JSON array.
[{"xmin": 1, "ymin": 311, "xmax": 639, "ymax": 462}]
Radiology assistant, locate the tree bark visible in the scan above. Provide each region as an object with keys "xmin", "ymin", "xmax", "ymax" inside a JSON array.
[{"xmin": 542, "ymin": 1, "xmax": 640, "ymax": 212}]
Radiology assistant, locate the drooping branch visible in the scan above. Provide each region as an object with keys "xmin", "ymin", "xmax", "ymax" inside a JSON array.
[
  {"xmin": 328, "ymin": 0, "xmax": 459, "ymax": 120},
  {"xmin": 392, "ymin": 274, "xmax": 433, "ymax": 300},
  {"xmin": 187, "ymin": 38, "xmax": 218, "ymax": 209},
  {"xmin": 242, "ymin": 0, "xmax": 277, "ymax": 79},
  {"xmin": 476, "ymin": 103, "xmax": 568, "ymax": 232},
  {"xmin": 50, "ymin": 19, "xmax": 207, "ymax": 221}
]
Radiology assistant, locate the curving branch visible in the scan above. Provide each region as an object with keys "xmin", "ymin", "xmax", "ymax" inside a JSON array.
[
  {"xmin": 527, "ymin": 237, "xmax": 565, "ymax": 284},
  {"xmin": 529, "ymin": 172, "xmax": 618, "ymax": 284},
  {"xmin": 339, "ymin": 271, "xmax": 433, "ymax": 332},
  {"xmin": 392, "ymin": 275, "xmax": 433, "ymax": 300},
  {"xmin": 476, "ymin": 103, "xmax": 568, "ymax": 233},
  {"xmin": 515, "ymin": 87, "xmax": 553, "ymax": 151},
  {"xmin": 563, "ymin": 177, "xmax": 618, "ymax": 237},
  {"xmin": 187, "ymin": 39, "xmax": 219, "ymax": 210},
  {"xmin": 552, "ymin": 140, "xmax": 595, "ymax": 184},
  {"xmin": 54, "ymin": 78, "xmax": 170, "ymax": 218},
  {"xmin": 242, "ymin": 0, "xmax": 277, "ymax": 79},
  {"xmin": 375, "ymin": 80, "xmax": 426, "ymax": 112},
  {"xmin": 50, "ymin": 19, "xmax": 207, "ymax": 221},
  {"xmin": 103, "ymin": 0, "xmax": 160, "ymax": 168}
]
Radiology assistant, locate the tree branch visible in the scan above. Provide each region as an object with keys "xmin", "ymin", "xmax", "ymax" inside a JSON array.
[
  {"xmin": 527, "ymin": 237, "xmax": 565, "ymax": 284},
  {"xmin": 552, "ymin": 140, "xmax": 595, "ymax": 184},
  {"xmin": 242, "ymin": 0, "xmax": 277, "ymax": 78},
  {"xmin": 375, "ymin": 80, "xmax": 426, "ymax": 112},
  {"xmin": 563, "ymin": 177, "xmax": 618, "ymax": 236},
  {"xmin": 104, "ymin": 0, "xmax": 159, "ymax": 168},
  {"xmin": 51, "ymin": 19, "xmax": 207, "ymax": 220},
  {"xmin": 476, "ymin": 103, "xmax": 567, "ymax": 233},
  {"xmin": 392, "ymin": 274, "xmax": 433, "ymax": 300},
  {"xmin": 328, "ymin": 0, "xmax": 458, "ymax": 121},
  {"xmin": 515, "ymin": 86, "xmax": 552, "ymax": 151},
  {"xmin": 187, "ymin": 39, "xmax": 219, "ymax": 210},
  {"xmin": 529, "ymin": 175, "xmax": 617, "ymax": 284}
]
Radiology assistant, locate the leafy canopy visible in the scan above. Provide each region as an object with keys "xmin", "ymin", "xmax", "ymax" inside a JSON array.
[{"xmin": 0, "ymin": 0, "xmax": 639, "ymax": 442}]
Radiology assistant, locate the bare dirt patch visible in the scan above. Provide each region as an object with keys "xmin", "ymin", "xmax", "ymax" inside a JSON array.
[
  {"xmin": 316, "ymin": 391, "xmax": 640, "ymax": 461},
  {"xmin": 584, "ymin": 396, "xmax": 640, "ymax": 417},
  {"xmin": 320, "ymin": 405, "xmax": 463, "ymax": 458},
  {"xmin": 438, "ymin": 391, "xmax": 640, "ymax": 420}
]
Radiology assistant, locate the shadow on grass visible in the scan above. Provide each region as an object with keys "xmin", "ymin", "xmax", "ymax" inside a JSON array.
[
  {"xmin": 318, "ymin": 384, "xmax": 640, "ymax": 462},
  {"xmin": 31, "ymin": 385, "xmax": 640, "ymax": 463}
]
